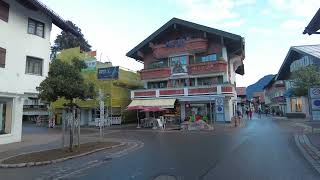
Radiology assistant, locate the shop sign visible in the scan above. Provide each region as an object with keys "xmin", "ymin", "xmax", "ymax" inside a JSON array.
[
  {"xmin": 97, "ymin": 66, "xmax": 119, "ymax": 80},
  {"xmin": 309, "ymin": 87, "xmax": 320, "ymax": 121},
  {"xmin": 82, "ymin": 59, "xmax": 97, "ymax": 72}
]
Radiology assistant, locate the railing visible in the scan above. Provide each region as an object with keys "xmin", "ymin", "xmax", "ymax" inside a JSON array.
[
  {"xmin": 131, "ymin": 85, "xmax": 235, "ymax": 98},
  {"xmin": 152, "ymin": 38, "xmax": 208, "ymax": 59},
  {"xmin": 140, "ymin": 61, "xmax": 227, "ymax": 80}
]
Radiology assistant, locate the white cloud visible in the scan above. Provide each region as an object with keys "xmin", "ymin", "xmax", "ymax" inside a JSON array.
[
  {"xmin": 280, "ymin": 19, "xmax": 305, "ymax": 30},
  {"xmin": 248, "ymin": 27, "xmax": 273, "ymax": 34},
  {"xmin": 174, "ymin": 0, "xmax": 254, "ymax": 24},
  {"xmin": 269, "ymin": 0, "xmax": 320, "ymax": 18},
  {"xmin": 220, "ymin": 19, "xmax": 246, "ymax": 28}
]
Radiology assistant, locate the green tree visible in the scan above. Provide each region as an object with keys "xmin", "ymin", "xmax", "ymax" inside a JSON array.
[
  {"xmin": 292, "ymin": 65, "xmax": 320, "ymax": 96},
  {"xmin": 51, "ymin": 21, "xmax": 91, "ymax": 59},
  {"xmin": 37, "ymin": 58, "xmax": 94, "ymax": 151}
]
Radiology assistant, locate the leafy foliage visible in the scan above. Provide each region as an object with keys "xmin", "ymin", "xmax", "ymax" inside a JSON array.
[
  {"xmin": 37, "ymin": 58, "xmax": 92, "ymax": 102},
  {"xmin": 292, "ymin": 65, "xmax": 320, "ymax": 96},
  {"xmin": 51, "ymin": 21, "xmax": 91, "ymax": 59}
]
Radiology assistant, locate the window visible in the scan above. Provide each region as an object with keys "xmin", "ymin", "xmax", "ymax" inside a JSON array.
[
  {"xmin": 291, "ymin": 97, "xmax": 302, "ymax": 112},
  {"xmin": 147, "ymin": 59, "xmax": 168, "ymax": 69},
  {"xmin": 198, "ymin": 77, "xmax": 213, "ymax": 86},
  {"xmin": 0, "ymin": 0, "xmax": 9, "ymax": 22},
  {"xmin": 192, "ymin": 53, "xmax": 219, "ymax": 64},
  {"xmin": 147, "ymin": 81, "xmax": 167, "ymax": 89},
  {"xmin": 171, "ymin": 79, "xmax": 188, "ymax": 88},
  {"xmin": 0, "ymin": 47, "xmax": 5, "ymax": 68},
  {"xmin": 25, "ymin": 56, "xmax": 43, "ymax": 75},
  {"xmin": 28, "ymin": 18, "xmax": 45, "ymax": 38}
]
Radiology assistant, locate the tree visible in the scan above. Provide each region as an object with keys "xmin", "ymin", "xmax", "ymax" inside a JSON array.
[
  {"xmin": 51, "ymin": 21, "xmax": 91, "ymax": 59},
  {"xmin": 292, "ymin": 65, "xmax": 320, "ymax": 96},
  {"xmin": 37, "ymin": 58, "xmax": 94, "ymax": 151}
]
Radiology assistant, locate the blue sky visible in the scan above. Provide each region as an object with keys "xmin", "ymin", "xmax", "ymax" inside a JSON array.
[{"xmin": 41, "ymin": 0, "xmax": 320, "ymax": 87}]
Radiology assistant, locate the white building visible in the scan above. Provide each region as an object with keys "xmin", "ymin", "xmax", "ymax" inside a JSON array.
[
  {"xmin": 276, "ymin": 45, "xmax": 320, "ymax": 118},
  {"xmin": 0, "ymin": 0, "xmax": 80, "ymax": 144}
]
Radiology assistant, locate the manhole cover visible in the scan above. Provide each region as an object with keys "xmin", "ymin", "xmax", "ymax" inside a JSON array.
[{"xmin": 153, "ymin": 175, "xmax": 176, "ymax": 180}]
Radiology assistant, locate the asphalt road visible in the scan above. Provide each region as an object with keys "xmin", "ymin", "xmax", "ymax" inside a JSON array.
[{"xmin": 0, "ymin": 115, "xmax": 319, "ymax": 180}]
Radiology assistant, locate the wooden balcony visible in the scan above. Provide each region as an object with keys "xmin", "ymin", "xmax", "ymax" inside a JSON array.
[
  {"xmin": 188, "ymin": 61, "xmax": 227, "ymax": 75},
  {"xmin": 152, "ymin": 38, "xmax": 208, "ymax": 59},
  {"xmin": 131, "ymin": 85, "xmax": 235, "ymax": 98},
  {"xmin": 139, "ymin": 68, "xmax": 171, "ymax": 80}
]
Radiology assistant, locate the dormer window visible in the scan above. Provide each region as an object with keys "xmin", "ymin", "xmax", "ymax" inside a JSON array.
[{"xmin": 28, "ymin": 18, "xmax": 45, "ymax": 38}]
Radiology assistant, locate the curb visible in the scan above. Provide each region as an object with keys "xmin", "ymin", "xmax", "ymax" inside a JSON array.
[
  {"xmin": 294, "ymin": 134, "xmax": 320, "ymax": 174},
  {"xmin": 0, "ymin": 142, "xmax": 126, "ymax": 168}
]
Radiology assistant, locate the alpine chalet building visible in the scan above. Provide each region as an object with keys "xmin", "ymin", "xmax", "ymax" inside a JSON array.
[{"xmin": 126, "ymin": 18, "xmax": 245, "ymax": 123}]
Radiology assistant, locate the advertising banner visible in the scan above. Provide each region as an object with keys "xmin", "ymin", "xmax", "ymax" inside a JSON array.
[{"xmin": 97, "ymin": 66, "xmax": 119, "ymax": 80}]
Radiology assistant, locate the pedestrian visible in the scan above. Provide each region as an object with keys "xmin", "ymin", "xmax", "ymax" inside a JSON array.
[
  {"xmin": 265, "ymin": 108, "xmax": 268, "ymax": 116},
  {"xmin": 258, "ymin": 108, "xmax": 262, "ymax": 119},
  {"xmin": 249, "ymin": 108, "xmax": 253, "ymax": 120},
  {"xmin": 245, "ymin": 108, "xmax": 249, "ymax": 119}
]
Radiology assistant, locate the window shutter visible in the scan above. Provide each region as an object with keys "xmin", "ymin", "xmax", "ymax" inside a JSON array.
[
  {"xmin": 0, "ymin": 47, "xmax": 6, "ymax": 68},
  {"xmin": 0, "ymin": 0, "xmax": 9, "ymax": 22}
]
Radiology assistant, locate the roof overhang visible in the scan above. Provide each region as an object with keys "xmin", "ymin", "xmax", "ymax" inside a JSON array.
[
  {"xmin": 303, "ymin": 8, "xmax": 320, "ymax": 35},
  {"xmin": 126, "ymin": 18, "xmax": 245, "ymax": 62},
  {"xmin": 16, "ymin": 0, "xmax": 81, "ymax": 38}
]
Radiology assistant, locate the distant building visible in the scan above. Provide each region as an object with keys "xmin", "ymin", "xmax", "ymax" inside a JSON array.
[
  {"xmin": 236, "ymin": 87, "xmax": 247, "ymax": 106},
  {"xmin": 52, "ymin": 48, "xmax": 142, "ymax": 126},
  {"xmin": 126, "ymin": 18, "xmax": 245, "ymax": 123},
  {"xmin": 252, "ymin": 91, "xmax": 265, "ymax": 111},
  {"xmin": 0, "ymin": 0, "xmax": 80, "ymax": 144},
  {"xmin": 276, "ymin": 45, "xmax": 320, "ymax": 118},
  {"xmin": 263, "ymin": 76, "xmax": 286, "ymax": 116}
]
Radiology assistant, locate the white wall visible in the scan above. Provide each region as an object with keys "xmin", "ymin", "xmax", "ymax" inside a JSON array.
[
  {"xmin": 0, "ymin": 0, "xmax": 52, "ymax": 144},
  {"xmin": 0, "ymin": 0, "xmax": 52, "ymax": 95}
]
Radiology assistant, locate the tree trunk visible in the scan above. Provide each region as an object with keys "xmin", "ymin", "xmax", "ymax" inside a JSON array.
[{"xmin": 69, "ymin": 102, "xmax": 74, "ymax": 152}]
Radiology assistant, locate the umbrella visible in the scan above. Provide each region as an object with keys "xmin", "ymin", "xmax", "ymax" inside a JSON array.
[{"xmin": 126, "ymin": 105, "xmax": 145, "ymax": 128}]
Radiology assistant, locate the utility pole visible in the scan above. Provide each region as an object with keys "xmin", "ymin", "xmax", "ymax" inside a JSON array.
[{"xmin": 98, "ymin": 89, "xmax": 105, "ymax": 141}]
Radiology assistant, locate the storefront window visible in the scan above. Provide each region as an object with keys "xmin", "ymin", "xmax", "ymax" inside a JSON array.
[
  {"xmin": 186, "ymin": 104, "xmax": 211, "ymax": 123},
  {"xmin": 291, "ymin": 97, "xmax": 302, "ymax": 112}
]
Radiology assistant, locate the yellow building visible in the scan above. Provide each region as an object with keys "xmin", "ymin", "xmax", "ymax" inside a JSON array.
[{"xmin": 52, "ymin": 47, "xmax": 142, "ymax": 125}]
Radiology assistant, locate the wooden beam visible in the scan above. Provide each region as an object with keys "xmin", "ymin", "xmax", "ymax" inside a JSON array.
[{"xmin": 137, "ymin": 51, "xmax": 144, "ymax": 59}]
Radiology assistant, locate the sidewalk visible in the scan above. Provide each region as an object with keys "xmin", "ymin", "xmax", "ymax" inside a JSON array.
[{"xmin": 0, "ymin": 123, "xmax": 122, "ymax": 161}]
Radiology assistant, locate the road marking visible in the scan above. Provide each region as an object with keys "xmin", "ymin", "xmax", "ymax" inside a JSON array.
[{"xmin": 49, "ymin": 141, "xmax": 144, "ymax": 180}]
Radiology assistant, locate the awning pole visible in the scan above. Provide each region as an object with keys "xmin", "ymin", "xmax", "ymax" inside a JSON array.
[{"xmin": 137, "ymin": 110, "xmax": 141, "ymax": 128}]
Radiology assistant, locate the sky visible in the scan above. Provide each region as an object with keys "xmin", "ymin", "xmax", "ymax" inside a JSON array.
[{"xmin": 41, "ymin": 0, "xmax": 320, "ymax": 87}]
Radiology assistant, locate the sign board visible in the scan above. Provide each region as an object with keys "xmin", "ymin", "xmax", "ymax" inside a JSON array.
[
  {"xmin": 82, "ymin": 59, "xmax": 96, "ymax": 72},
  {"xmin": 216, "ymin": 105, "xmax": 224, "ymax": 114},
  {"xmin": 97, "ymin": 66, "xmax": 119, "ymax": 80},
  {"xmin": 309, "ymin": 87, "xmax": 320, "ymax": 121}
]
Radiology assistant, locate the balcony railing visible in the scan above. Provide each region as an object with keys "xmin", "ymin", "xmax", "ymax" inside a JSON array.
[
  {"xmin": 188, "ymin": 60, "xmax": 227, "ymax": 75},
  {"xmin": 152, "ymin": 38, "xmax": 208, "ymax": 59},
  {"xmin": 139, "ymin": 68, "xmax": 171, "ymax": 80},
  {"xmin": 140, "ymin": 61, "xmax": 227, "ymax": 80},
  {"xmin": 131, "ymin": 85, "xmax": 235, "ymax": 98}
]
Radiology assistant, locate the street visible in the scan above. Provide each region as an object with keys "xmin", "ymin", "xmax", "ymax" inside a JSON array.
[{"xmin": 0, "ymin": 115, "xmax": 319, "ymax": 180}]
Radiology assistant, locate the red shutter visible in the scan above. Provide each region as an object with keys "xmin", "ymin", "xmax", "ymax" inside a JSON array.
[
  {"xmin": 0, "ymin": 47, "xmax": 6, "ymax": 68},
  {"xmin": 0, "ymin": 0, "xmax": 9, "ymax": 22}
]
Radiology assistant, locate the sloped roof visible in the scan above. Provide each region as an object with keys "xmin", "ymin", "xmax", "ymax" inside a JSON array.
[
  {"xmin": 126, "ymin": 17, "xmax": 244, "ymax": 60},
  {"xmin": 276, "ymin": 44, "xmax": 320, "ymax": 80},
  {"xmin": 303, "ymin": 8, "xmax": 320, "ymax": 35},
  {"xmin": 16, "ymin": 0, "xmax": 81, "ymax": 37}
]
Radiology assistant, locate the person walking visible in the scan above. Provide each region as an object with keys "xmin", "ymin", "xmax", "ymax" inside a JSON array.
[
  {"xmin": 249, "ymin": 108, "xmax": 253, "ymax": 120},
  {"xmin": 245, "ymin": 108, "xmax": 249, "ymax": 119},
  {"xmin": 258, "ymin": 108, "xmax": 262, "ymax": 119}
]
